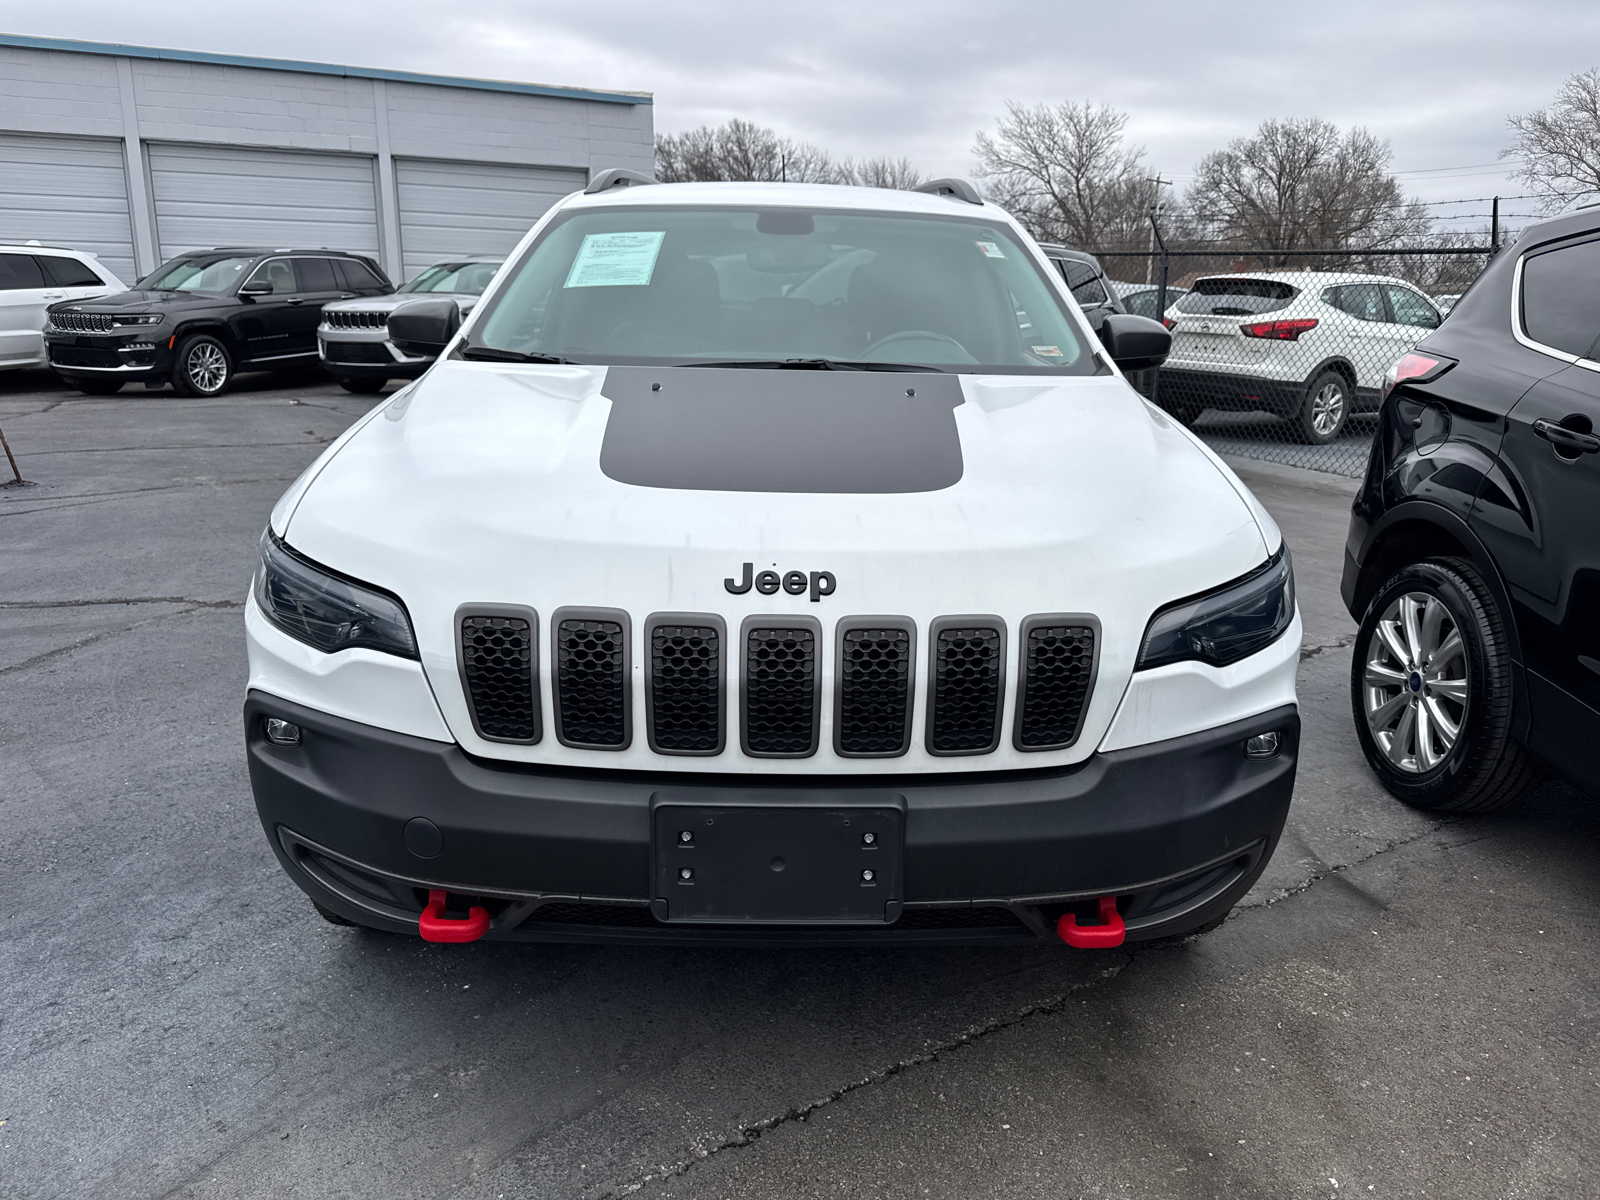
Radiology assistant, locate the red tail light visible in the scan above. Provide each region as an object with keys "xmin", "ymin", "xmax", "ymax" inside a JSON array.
[
  {"xmin": 1162, "ymin": 317, "xmax": 1176, "ymax": 330},
  {"xmin": 1240, "ymin": 318, "xmax": 1318, "ymax": 341},
  {"xmin": 1382, "ymin": 351, "xmax": 1455, "ymax": 401}
]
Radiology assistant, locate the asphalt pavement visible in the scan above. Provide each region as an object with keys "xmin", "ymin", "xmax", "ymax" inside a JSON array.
[{"xmin": 2, "ymin": 367, "xmax": 1595, "ymax": 1199}]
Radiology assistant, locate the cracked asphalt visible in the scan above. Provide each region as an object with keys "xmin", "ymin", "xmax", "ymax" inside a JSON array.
[{"xmin": 2, "ymin": 368, "xmax": 1596, "ymax": 1199}]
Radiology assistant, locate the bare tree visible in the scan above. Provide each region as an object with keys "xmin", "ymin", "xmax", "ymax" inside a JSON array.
[
  {"xmin": 837, "ymin": 156, "xmax": 923, "ymax": 190},
  {"xmin": 972, "ymin": 101, "xmax": 1150, "ymax": 248},
  {"xmin": 1505, "ymin": 67, "xmax": 1600, "ymax": 210},
  {"xmin": 1184, "ymin": 118, "xmax": 1429, "ymax": 262},
  {"xmin": 654, "ymin": 120, "xmax": 920, "ymax": 189}
]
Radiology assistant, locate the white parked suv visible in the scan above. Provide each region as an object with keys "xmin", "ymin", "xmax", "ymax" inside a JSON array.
[
  {"xmin": 246, "ymin": 174, "xmax": 1301, "ymax": 948},
  {"xmin": 1159, "ymin": 271, "xmax": 1443, "ymax": 443},
  {"xmin": 0, "ymin": 243, "xmax": 125, "ymax": 372},
  {"xmin": 317, "ymin": 258, "xmax": 502, "ymax": 393}
]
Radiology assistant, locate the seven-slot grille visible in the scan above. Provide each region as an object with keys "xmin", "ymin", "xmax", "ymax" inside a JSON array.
[
  {"xmin": 927, "ymin": 620, "xmax": 1005, "ymax": 755},
  {"xmin": 457, "ymin": 611, "xmax": 1097, "ymax": 759},
  {"xmin": 323, "ymin": 310, "xmax": 388, "ymax": 330},
  {"xmin": 648, "ymin": 619, "xmax": 723, "ymax": 754},
  {"xmin": 1015, "ymin": 618, "xmax": 1097, "ymax": 751},
  {"xmin": 554, "ymin": 611, "xmax": 630, "ymax": 748},
  {"xmin": 836, "ymin": 623, "xmax": 913, "ymax": 756},
  {"xmin": 50, "ymin": 311, "xmax": 115, "ymax": 332},
  {"xmin": 459, "ymin": 613, "xmax": 539, "ymax": 742},
  {"xmin": 742, "ymin": 622, "xmax": 820, "ymax": 756}
]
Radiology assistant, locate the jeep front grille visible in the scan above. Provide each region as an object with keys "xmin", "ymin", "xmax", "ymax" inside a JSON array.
[
  {"xmin": 324, "ymin": 310, "xmax": 387, "ymax": 330},
  {"xmin": 553, "ymin": 609, "xmax": 630, "ymax": 749},
  {"xmin": 927, "ymin": 618, "xmax": 1005, "ymax": 755},
  {"xmin": 742, "ymin": 620, "xmax": 820, "ymax": 757},
  {"xmin": 50, "ymin": 311, "xmax": 114, "ymax": 332},
  {"xmin": 836, "ymin": 621, "xmax": 914, "ymax": 756},
  {"xmin": 647, "ymin": 617, "xmax": 723, "ymax": 755},
  {"xmin": 1015, "ymin": 617, "xmax": 1096, "ymax": 750},
  {"xmin": 459, "ymin": 611, "xmax": 539, "ymax": 743}
]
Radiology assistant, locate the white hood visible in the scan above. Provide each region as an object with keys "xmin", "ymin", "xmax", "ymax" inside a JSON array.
[{"xmin": 272, "ymin": 359, "xmax": 1277, "ymax": 773}]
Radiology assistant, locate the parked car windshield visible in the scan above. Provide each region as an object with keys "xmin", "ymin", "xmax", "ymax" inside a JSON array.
[
  {"xmin": 1175, "ymin": 278, "xmax": 1297, "ymax": 317},
  {"xmin": 401, "ymin": 261, "xmax": 501, "ymax": 295},
  {"xmin": 138, "ymin": 255, "xmax": 256, "ymax": 293},
  {"xmin": 469, "ymin": 206, "xmax": 1092, "ymax": 373}
]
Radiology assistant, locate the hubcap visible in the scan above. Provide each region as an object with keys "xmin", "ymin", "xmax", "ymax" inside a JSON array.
[
  {"xmin": 1311, "ymin": 382, "xmax": 1346, "ymax": 436},
  {"xmin": 1363, "ymin": 590, "xmax": 1469, "ymax": 773},
  {"xmin": 187, "ymin": 343, "xmax": 227, "ymax": 393}
]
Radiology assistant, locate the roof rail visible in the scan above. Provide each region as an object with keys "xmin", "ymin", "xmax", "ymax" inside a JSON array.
[
  {"xmin": 585, "ymin": 168, "xmax": 659, "ymax": 195},
  {"xmin": 913, "ymin": 177, "xmax": 983, "ymax": 206}
]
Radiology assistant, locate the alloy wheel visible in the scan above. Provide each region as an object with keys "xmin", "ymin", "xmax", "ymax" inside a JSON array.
[
  {"xmin": 1310, "ymin": 381, "xmax": 1346, "ymax": 437},
  {"xmin": 187, "ymin": 342, "xmax": 228, "ymax": 393},
  {"xmin": 1361, "ymin": 590, "xmax": 1469, "ymax": 773}
]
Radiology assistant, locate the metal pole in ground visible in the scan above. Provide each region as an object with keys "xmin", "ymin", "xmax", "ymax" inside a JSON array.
[
  {"xmin": 1491, "ymin": 196, "xmax": 1500, "ymax": 252},
  {"xmin": 1148, "ymin": 212, "xmax": 1170, "ymax": 409},
  {"xmin": 0, "ymin": 422, "xmax": 22, "ymax": 484}
]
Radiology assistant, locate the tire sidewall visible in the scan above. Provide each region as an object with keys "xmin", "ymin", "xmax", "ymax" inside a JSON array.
[
  {"xmin": 1298, "ymin": 370, "xmax": 1349, "ymax": 444},
  {"xmin": 1349, "ymin": 560, "xmax": 1501, "ymax": 805},
  {"xmin": 172, "ymin": 334, "xmax": 233, "ymax": 397}
]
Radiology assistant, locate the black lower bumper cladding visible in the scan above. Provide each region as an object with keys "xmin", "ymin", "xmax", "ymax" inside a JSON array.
[{"xmin": 245, "ymin": 692, "xmax": 1298, "ymax": 945}]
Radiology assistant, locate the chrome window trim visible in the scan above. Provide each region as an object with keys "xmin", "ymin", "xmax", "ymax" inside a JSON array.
[{"xmin": 1510, "ymin": 248, "xmax": 1600, "ymax": 374}]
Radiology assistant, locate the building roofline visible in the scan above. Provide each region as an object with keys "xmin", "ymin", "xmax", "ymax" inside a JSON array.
[{"xmin": 0, "ymin": 32, "xmax": 652, "ymax": 106}]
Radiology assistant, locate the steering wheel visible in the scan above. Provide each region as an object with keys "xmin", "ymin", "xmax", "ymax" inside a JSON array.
[{"xmin": 861, "ymin": 329, "xmax": 973, "ymax": 361}]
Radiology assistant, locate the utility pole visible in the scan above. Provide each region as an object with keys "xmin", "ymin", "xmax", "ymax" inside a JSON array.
[{"xmin": 1144, "ymin": 174, "xmax": 1173, "ymax": 284}]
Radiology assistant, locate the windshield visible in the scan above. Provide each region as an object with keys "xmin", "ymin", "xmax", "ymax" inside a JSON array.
[
  {"xmin": 401, "ymin": 261, "xmax": 502, "ymax": 295},
  {"xmin": 138, "ymin": 255, "xmax": 257, "ymax": 292},
  {"xmin": 468, "ymin": 206, "xmax": 1091, "ymax": 373}
]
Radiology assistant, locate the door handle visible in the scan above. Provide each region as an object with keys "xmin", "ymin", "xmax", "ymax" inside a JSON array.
[
  {"xmin": 285, "ymin": 297, "xmax": 304, "ymax": 305},
  {"xmin": 1533, "ymin": 417, "xmax": 1600, "ymax": 455},
  {"xmin": 42, "ymin": 290, "xmax": 65, "ymax": 300}
]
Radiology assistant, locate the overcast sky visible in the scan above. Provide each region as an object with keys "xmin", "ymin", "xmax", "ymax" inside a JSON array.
[{"xmin": 6, "ymin": 1, "xmax": 1598, "ymax": 229}]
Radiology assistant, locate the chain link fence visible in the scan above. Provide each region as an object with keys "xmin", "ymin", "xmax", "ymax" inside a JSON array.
[{"xmin": 1089, "ymin": 245, "xmax": 1496, "ymax": 476}]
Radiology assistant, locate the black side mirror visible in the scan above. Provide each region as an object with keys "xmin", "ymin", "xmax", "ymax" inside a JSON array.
[
  {"xmin": 1101, "ymin": 313, "xmax": 1171, "ymax": 371},
  {"xmin": 238, "ymin": 280, "xmax": 270, "ymax": 297},
  {"xmin": 388, "ymin": 298, "xmax": 461, "ymax": 358}
]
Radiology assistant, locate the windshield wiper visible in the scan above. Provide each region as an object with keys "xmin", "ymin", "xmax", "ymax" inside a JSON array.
[
  {"xmin": 683, "ymin": 358, "xmax": 944, "ymax": 372},
  {"xmin": 459, "ymin": 345, "xmax": 574, "ymax": 364}
]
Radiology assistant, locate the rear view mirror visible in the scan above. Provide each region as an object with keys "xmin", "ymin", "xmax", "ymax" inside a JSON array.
[
  {"xmin": 389, "ymin": 298, "xmax": 461, "ymax": 357},
  {"xmin": 1101, "ymin": 314, "xmax": 1171, "ymax": 371}
]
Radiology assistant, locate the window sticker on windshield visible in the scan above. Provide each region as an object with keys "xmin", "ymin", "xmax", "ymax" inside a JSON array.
[
  {"xmin": 975, "ymin": 241, "xmax": 1005, "ymax": 258},
  {"xmin": 564, "ymin": 231, "xmax": 666, "ymax": 288},
  {"xmin": 1031, "ymin": 345, "xmax": 1062, "ymax": 357}
]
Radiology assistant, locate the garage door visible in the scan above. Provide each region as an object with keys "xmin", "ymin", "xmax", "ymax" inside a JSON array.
[
  {"xmin": 395, "ymin": 158, "xmax": 585, "ymax": 283},
  {"xmin": 148, "ymin": 143, "xmax": 380, "ymax": 264},
  {"xmin": 0, "ymin": 133, "xmax": 137, "ymax": 284}
]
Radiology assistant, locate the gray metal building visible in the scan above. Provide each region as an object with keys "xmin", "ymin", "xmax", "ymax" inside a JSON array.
[{"xmin": 0, "ymin": 33, "xmax": 654, "ymax": 285}]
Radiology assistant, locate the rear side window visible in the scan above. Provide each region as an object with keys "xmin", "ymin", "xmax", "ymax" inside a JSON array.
[
  {"xmin": 40, "ymin": 255, "xmax": 105, "ymax": 288},
  {"xmin": 1385, "ymin": 285, "xmax": 1440, "ymax": 330},
  {"xmin": 0, "ymin": 253, "xmax": 46, "ymax": 290},
  {"xmin": 293, "ymin": 257, "xmax": 338, "ymax": 292},
  {"xmin": 1055, "ymin": 260, "xmax": 1108, "ymax": 307},
  {"xmin": 1176, "ymin": 278, "xmax": 1295, "ymax": 316},
  {"xmin": 1521, "ymin": 237, "xmax": 1600, "ymax": 359},
  {"xmin": 1321, "ymin": 284, "xmax": 1385, "ymax": 323},
  {"xmin": 335, "ymin": 258, "xmax": 388, "ymax": 292}
]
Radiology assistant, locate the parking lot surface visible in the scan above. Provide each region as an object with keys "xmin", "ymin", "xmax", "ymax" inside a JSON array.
[{"xmin": 3, "ymin": 368, "xmax": 1596, "ymax": 1199}]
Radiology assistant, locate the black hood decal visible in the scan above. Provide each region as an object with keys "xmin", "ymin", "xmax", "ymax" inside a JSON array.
[{"xmin": 599, "ymin": 366, "xmax": 964, "ymax": 494}]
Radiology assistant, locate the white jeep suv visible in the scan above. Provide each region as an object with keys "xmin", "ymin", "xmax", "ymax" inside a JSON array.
[
  {"xmin": 246, "ymin": 175, "xmax": 1301, "ymax": 948},
  {"xmin": 1159, "ymin": 270, "xmax": 1443, "ymax": 443}
]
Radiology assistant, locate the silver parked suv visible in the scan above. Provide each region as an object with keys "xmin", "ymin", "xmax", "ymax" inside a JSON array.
[{"xmin": 317, "ymin": 258, "xmax": 502, "ymax": 393}]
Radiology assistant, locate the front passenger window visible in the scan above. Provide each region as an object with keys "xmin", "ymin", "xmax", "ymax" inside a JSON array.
[
  {"xmin": 244, "ymin": 259, "xmax": 299, "ymax": 295},
  {"xmin": 0, "ymin": 253, "xmax": 47, "ymax": 290}
]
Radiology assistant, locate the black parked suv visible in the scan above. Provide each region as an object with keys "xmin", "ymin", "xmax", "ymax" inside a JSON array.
[
  {"xmin": 45, "ymin": 249, "xmax": 392, "ymax": 397},
  {"xmin": 1343, "ymin": 208, "xmax": 1600, "ymax": 810}
]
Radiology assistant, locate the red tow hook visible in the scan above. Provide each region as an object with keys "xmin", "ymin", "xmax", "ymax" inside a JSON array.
[
  {"xmin": 418, "ymin": 889, "xmax": 490, "ymax": 943},
  {"xmin": 1057, "ymin": 896, "xmax": 1126, "ymax": 949}
]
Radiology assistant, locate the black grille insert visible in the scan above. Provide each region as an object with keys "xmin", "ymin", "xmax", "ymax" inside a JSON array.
[
  {"xmin": 323, "ymin": 339, "xmax": 391, "ymax": 363},
  {"xmin": 742, "ymin": 619, "xmax": 820, "ymax": 757},
  {"xmin": 50, "ymin": 345, "xmax": 124, "ymax": 368},
  {"xmin": 1015, "ymin": 615, "xmax": 1098, "ymax": 751},
  {"xmin": 835, "ymin": 619, "xmax": 914, "ymax": 757},
  {"xmin": 927, "ymin": 617, "xmax": 1005, "ymax": 755},
  {"xmin": 647, "ymin": 615, "xmax": 724, "ymax": 755},
  {"xmin": 459, "ymin": 608, "xmax": 540, "ymax": 743},
  {"xmin": 554, "ymin": 608, "xmax": 631, "ymax": 749}
]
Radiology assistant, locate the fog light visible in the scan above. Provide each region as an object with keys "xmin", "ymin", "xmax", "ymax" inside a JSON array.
[
  {"xmin": 265, "ymin": 717, "xmax": 301, "ymax": 746},
  {"xmin": 1245, "ymin": 731, "xmax": 1281, "ymax": 759}
]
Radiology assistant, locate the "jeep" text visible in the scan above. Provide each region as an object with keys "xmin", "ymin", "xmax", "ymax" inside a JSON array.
[{"xmin": 724, "ymin": 563, "xmax": 837, "ymax": 602}]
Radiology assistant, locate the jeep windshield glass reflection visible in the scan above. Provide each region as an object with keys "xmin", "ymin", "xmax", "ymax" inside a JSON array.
[
  {"xmin": 138, "ymin": 255, "xmax": 256, "ymax": 293},
  {"xmin": 468, "ymin": 206, "xmax": 1092, "ymax": 373}
]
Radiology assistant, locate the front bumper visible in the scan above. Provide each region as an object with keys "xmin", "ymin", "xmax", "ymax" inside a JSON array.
[
  {"xmin": 44, "ymin": 331, "xmax": 172, "ymax": 381},
  {"xmin": 246, "ymin": 691, "xmax": 1298, "ymax": 945},
  {"xmin": 318, "ymin": 331, "xmax": 431, "ymax": 379}
]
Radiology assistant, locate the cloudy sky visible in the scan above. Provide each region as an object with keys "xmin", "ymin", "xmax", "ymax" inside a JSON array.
[{"xmin": 6, "ymin": 0, "xmax": 1598, "ymax": 228}]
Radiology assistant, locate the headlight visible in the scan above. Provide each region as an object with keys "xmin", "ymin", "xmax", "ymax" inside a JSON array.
[
  {"xmin": 254, "ymin": 530, "xmax": 417, "ymax": 659},
  {"xmin": 112, "ymin": 314, "xmax": 164, "ymax": 327},
  {"xmin": 1137, "ymin": 546, "xmax": 1294, "ymax": 670}
]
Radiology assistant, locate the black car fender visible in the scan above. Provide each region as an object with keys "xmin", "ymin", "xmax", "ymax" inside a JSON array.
[{"xmin": 167, "ymin": 317, "xmax": 238, "ymax": 357}]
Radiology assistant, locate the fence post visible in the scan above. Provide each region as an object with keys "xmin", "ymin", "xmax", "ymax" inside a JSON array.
[
  {"xmin": 1148, "ymin": 213, "xmax": 1170, "ymax": 408},
  {"xmin": 1491, "ymin": 196, "xmax": 1499, "ymax": 251}
]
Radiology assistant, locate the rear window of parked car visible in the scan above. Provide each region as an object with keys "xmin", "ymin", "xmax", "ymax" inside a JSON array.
[
  {"xmin": 1175, "ymin": 278, "xmax": 1296, "ymax": 317},
  {"xmin": 1520, "ymin": 236, "xmax": 1600, "ymax": 360},
  {"xmin": 41, "ymin": 255, "xmax": 105, "ymax": 288},
  {"xmin": 1054, "ymin": 260, "xmax": 1109, "ymax": 307},
  {"xmin": 0, "ymin": 253, "xmax": 47, "ymax": 290}
]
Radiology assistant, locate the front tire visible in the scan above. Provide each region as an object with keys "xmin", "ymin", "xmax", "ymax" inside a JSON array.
[
  {"xmin": 335, "ymin": 375, "xmax": 387, "ymax": 394},
  {"xmin": 71, "ymin": 376, "xmax": 125, "ymax": 396},
  {"xmin": 1293, "ymin": 370, "xmax": 1349, "ymax": 444},
  {"xmin": 1351, "ymin": 557, "xmax": 1541, "ymax": 811},
  {"xmin": 171, "ymin": 333, "xmax": 234, "ymax": 397}
]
